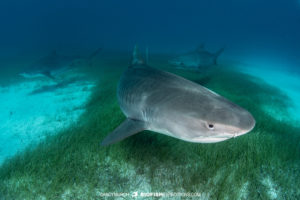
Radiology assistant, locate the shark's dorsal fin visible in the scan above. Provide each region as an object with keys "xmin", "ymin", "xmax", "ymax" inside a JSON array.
[
  {"xmin": 101, "ymin": 118, "xmax": 146, "ymax": 146},
  {"xmin": 131, "ymin": 45, "xmax": 145, "ymax": 65}
]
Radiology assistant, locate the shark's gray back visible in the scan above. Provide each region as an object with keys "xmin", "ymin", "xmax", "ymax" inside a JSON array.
[{"xmin": 118, "ymin": 65, "xmax": 191, "ymax": 118}]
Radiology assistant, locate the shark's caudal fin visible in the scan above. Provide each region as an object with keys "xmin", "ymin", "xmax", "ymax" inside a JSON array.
[
  {"xmin": 101, "ymin": 118, "xmax": 146, "ymax": 146},
  {"xmin": 131, "ymin": 45, "xmax": 145, "ymax": 65},
  {"xmin": 213, "ymin": 47, "xmax": 225, "ymax": 65}
]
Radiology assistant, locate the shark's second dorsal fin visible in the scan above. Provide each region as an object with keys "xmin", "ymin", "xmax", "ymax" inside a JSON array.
[
  {"xmin": 101, "ymin": 118, "xmax": 146, "ymax": 146},
  {"xmin": 131, "ymin": 45, "xmax": 145, "ymax": 66}
]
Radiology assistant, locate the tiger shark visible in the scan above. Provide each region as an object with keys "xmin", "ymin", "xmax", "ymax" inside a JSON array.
[
  {"xmin": 101, "ymin": 46, "xmax": 255, "ymax": 146},
  {"xmin": 19, "ymin": 48, "xmax": 101, "ymax": 79},
  {"xmin": 168, "ymin": 44, "xmax": 224, "ymax": 69}
]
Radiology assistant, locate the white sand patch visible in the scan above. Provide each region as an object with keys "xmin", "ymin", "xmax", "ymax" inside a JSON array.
[
  {"xmin": 0, "ymin": 77, "xmax": 95, "ymax": 165},
  {"xmin": 262, "ymin": 176, "xmax": 278, "ymax": 199},
  {"xmin": 238, "ymin": 181, "xmax": 249, "ymax": 199},
  {"xmin": 237, "ymin": 62, "xmax": 300, "ymax": 123}
]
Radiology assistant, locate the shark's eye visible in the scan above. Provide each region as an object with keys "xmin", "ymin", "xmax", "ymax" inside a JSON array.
[{"xmin": 208, "ymin": 124, "xmax": 214, "ymax": 129}]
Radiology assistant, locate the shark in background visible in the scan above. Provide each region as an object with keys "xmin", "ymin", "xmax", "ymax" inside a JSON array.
[
  {"xmin": 168, "ymin": 44, "xmax": 224, "ymax": 69},
  {"xmin": 101, "ymin": 46, "xmax": 255, "ymax": 146},
  {"xmin": 19, "ymin": 48, "xmax": 102, "ymax": 80}
]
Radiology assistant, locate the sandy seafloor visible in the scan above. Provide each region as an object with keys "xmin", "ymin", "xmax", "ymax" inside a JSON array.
[
  {"xmin": 234, "ymin": 57, "xmax": 300, "ymax": 123},
  {"xmin": 0, "ymin": 52, "xmax": 299, "ymax": 200},
  {"xmin": 0, "ymin": 69, "xmax": 95, "ymax": 164}
]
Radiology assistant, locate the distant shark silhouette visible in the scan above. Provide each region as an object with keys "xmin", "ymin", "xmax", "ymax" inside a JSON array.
[
  {"xmin": 169, "ymin": 44, "xmax": 224, "ymax": 69},
  {"xmin": 19, "ymin": 48, "xmax": 101, "ymax": 79},
  {"xmin": 28, "ymin": 78, "xmax": 79, "ymax": 95},
  {"xmin": 101, "ymin": 46, "xmax": 255, "ymax": 146}
]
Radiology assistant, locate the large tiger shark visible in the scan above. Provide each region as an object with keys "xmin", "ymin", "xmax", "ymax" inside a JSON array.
[
  {"xmin": 19, "ymin": 48, "xmax": 101, "ymax": 79},
  {"xmin": 101, "ymin": 46, "xmax": 255, "ymax": 146},
  {"xmin": 168, "ymin": 44, "xmax": 224, "ymax": 69}
]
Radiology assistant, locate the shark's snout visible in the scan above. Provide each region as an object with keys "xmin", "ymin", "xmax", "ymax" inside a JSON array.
[{"xmin": 236, "ymin": 111, "xmax": 256, "ymax": 137}]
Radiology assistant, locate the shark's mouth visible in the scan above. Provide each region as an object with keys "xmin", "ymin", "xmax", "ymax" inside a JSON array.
[{"xmin": 190, "ymin": 130, "xmax": 250, "ymax": 143}]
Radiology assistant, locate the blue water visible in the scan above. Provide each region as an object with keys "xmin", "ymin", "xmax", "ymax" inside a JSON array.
[
  {"xmin": 1, "ymin": 0, "xmax": 300, "ymax": 55},
  {"xmin": 1, "ymin": 0, "xmax": 300, "ymax": 199}
]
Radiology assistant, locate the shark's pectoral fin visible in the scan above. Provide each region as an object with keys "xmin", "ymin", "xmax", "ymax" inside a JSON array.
[{"xmin": 101, "ymin": 118, "xmax": 146, "ymax": 146}]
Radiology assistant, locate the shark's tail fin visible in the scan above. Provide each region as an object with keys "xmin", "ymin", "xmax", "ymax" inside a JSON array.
[
  {"xmin": 131, "ymin": 45, "xmax": 145, "ymax": 66},
  {"xmin": 214, "ymin": 47, "xmax": 225, "ymax": 65}
]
